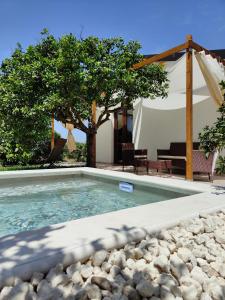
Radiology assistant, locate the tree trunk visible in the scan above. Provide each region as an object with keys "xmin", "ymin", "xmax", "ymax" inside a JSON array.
[{"xmin": 87, "ymin": 132, "xmax": 96, "ymax": 167}]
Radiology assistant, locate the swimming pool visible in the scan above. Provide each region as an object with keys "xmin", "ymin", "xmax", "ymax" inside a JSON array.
[{"xmin": 0, "ymin": 173, "xmax": 194, "ymax": 237}]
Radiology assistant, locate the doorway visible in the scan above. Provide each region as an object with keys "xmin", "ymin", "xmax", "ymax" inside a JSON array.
[{"xmin": 114, "ymin": 109, "xmax": 133, "ymax": 163}]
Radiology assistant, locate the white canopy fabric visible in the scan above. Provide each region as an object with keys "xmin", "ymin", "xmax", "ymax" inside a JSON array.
[
  {"xmin": 195, "ymin": 51, "xmax": 225, "ymax": 106},
  {"xmin": 134, "ymin": 51, "xmax": 224, "ymax": 111}
]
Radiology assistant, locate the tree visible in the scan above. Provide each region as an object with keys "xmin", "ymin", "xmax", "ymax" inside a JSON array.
[
  {"xmin": 0, "ymin": 31, "xmax": 169, "ymax": 167},
  {"xmin": 199, "ymin": 81, "xmax": 225, "ymax": 155}
]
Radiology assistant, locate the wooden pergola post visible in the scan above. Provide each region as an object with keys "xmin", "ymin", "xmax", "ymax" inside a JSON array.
[
  {"xmin": 51, "ymin": 112, "xmax": 55, "ymax": 151},
  {"xmin": 186, "ymin": 34, "xmax": 193, "ymax": 180}
]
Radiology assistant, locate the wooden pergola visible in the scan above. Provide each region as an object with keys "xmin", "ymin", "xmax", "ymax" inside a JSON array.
[
  {"xmin": 50, "ymin": 34, "xmax": 225, "ymax": 176},
  {"xmin": 133, "ymin": 34, "xmax": 225, "ymax": 180}
]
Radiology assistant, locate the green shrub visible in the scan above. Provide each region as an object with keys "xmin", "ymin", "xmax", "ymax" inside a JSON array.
[
  {"xmin": 199, "ymin": 81, "xmax": 225, "ymax": 156},
  {"xmin": 63, "ymin": 142, "xmax": 87, "ymax": 162},
  {"xmin": 216, "ymin": 155, "xmax": 225, "ymax": 175}
]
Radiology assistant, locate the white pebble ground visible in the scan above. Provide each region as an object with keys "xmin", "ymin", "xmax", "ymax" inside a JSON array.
[{"xmin": 1, "ymin": 210, "xmax": 225, "ymax": 300}]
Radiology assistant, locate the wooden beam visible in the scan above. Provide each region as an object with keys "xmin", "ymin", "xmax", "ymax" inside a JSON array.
[
  {"xmin": 51, "ymin": 112, "xmax": 55, "ymax": 151},
  {"xmin": 186, "ymin": 35, "xmax": 193, "ymax": 180},
  {"xmin": 133, "ymin": 42, "xmax": 188, "ymax": 69},
  {"xmin": 190, "ymin": 41, "xmax": 225, "ymax": 66}
]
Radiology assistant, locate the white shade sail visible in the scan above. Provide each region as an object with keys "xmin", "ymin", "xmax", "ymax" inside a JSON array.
[
  {"xmin": 134, "ymin": 51, "xmax": 224, "ymax": 111},
  {"xmin": 195, "ymin": 51, "xmax": 225, "ymax": 106}
]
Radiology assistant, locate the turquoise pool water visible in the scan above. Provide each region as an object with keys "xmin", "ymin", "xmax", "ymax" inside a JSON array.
[{"xmin": 0, "ymin": 175, "xmax": 192, "ymax": 237}]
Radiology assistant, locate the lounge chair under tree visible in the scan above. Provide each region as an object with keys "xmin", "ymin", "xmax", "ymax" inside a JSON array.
[{"xmin": 42, "ymin": 138, "xmax": 67, "ymax": 167}]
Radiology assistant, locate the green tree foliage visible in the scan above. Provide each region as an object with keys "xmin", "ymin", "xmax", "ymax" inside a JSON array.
[
  {"xmin": 199, "ymin": 81, "xmax": 225, "ymax": 156},
  {"xmin": 0, "ymin": 31, "xmax": 169, "ymax": 167}
]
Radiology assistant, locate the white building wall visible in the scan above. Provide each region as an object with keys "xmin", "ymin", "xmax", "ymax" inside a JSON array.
[
  {"xmin": 134, "ymin": 97, "xmax": 219, "ymax": 160},
  {"xmin": 96, "ymin": 98, "xmax": 220, "ymax": 163},
  {"xmin": 96, "ymin": 114, "xmax": 114, "ymax": 163}
]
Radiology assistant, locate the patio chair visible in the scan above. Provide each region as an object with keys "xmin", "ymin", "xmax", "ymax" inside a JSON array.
[
  {"xmin": 43, "ymin": 138, "xmax": 67, "ymax": 167},
  {"xmin": 121, "ymin": 143, "xmax": 148, "ymax": 173},
  {"xmin": 192, "ymin": 150, "xmax": 218, "ymax": 181}
]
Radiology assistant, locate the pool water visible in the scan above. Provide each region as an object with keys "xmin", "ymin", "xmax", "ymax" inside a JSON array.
[{"xmin": 0, "ymin": 175, "xmax": 191, "ymax": 237}]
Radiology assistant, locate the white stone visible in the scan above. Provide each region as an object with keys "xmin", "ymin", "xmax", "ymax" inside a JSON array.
[
  {"xmin": 121, "ymin": 267, "xmax": 134, "ymax": 280},
  {"xmin": 136, "ymin": 280, "xmax": 154, "ymax": 297},
  {"xmin": 177, "ymin": 247, "xmax": 193, "ymax": 263},
  {"xmin": 192, "ymin": 245, "xmax": 208, "ymax": 259},
  {"xmin": 0, "ymin": 286, "xmax": 13, "ymax": 300},
  {"xmin": 81, "ymin": 264, "xmax": 93, "ymax": 279},
  {"xmin": 159, "ymin": 230, "xmax": 172, "ymax": 241},
  {"xmin": 215, "ymin": 229, "xmax": 225, "ymax": 244},
  {"xmin": 91, "ymin": 276, "xmax": 112, "ymax": 291},
  {"xmin": 168, "ymin": 242, "xmax": 177, "ymax": 254},
  {"xmin": 186, "ymin": 219, "xmax": 204, "ymax": 235},
  {"xmin": 37, "ymin": 280, "xmax": 62, "ymax": 300},
  {"xmin": 145, "ymin": 263, "xmax": 160, "ymax": 280},
  {"xmin": 154, "ymin": 255, "xmax": 170, "ymax": 272},
  {"xmin": 160, "ymin": 287, "xmax": 176, "ymax": 300},
  {"xmin": 203, "ymin": 217, "xmax": 217, "ymax": 233},
  {"xmin": 31, "ymin": 272, "xmax": 44, "ymax": 287},
  {"xmin": 57, "ymin": 281, "xmax": 79, "ymax": 298},
  {"xmin": 101, "ymin": 262, "xmax": 112, "ymax": 273},
  {"xmin": 180, "ymin": 284, "xmax": 199, "ymax": 300},
  {"xmin": 199, "ymin": 212, "xmax": 209, "ymax": 219},
  {"xmin": 159, "ymin": 240, "xmax": 170, "ymax": 248},
  {"xmin": 66, "ymin": 262, "xmax": 81, "ymax": 276},
  {"xmin": 205, "ymin": 253, "xmax": 216, "ymax": 263},
  {"xmin": 135, "ymin": 259, "xmax": 146, "ymax": 271},
  {"xmin": 138, "ymin": 239, "xmax": 149, "ymax": 249},
  {"xmin": 143, "ymin": 251, "xmax": 152, "ymax": 262},
  {"xmin": 130, "ymin": 248, "xmax": 144, "ymax": 259},
  {"xmin": 217, "ymin": 276, "xmax": 225, "ymax": 286},
  {"xmin": 206, "ymin": 282, "xmax": 225, "ymax": 299},
  {"xmin": 200, "ymin": 292, "xmax": 213, "ymax": 300},
  {"xmin": 114, "ymin": 274, "xmax": 126, "ymax": 286},
  {"xmin": 133, "ymin": 271, "xmax": 150, "ymax": 285},
  {"xmin": 92, "ymin": 250, "xmax": 108, "ymax": 266},
  {"xmin": 86, "ymin": 283, "xmax": 102, "ymax": 300},
  {"xmin": 126, "ymin": 258, "xmax": 136, "ymax": 270},
  {"xmin": 210, "ymin": 261, "xmax": 221, "ymax": 273},
  {"xmin": 179, "ymin": 276, "xmax": 202, "ymax": 298},
  {"xmin": 72, "ymin": 271, "xmax": 84, "ymax": 285},
  {"xmin": 51, "ymin": 273, "xmax": 70, "ymax": 287},
  {"xmin": 108, "ymin": 251, "xmax": 126, "ymax": 268},
  {"xmin": 157, "ymin": 273, "xmax": 178, "ymax": 290},
  {"xmin": 123, "ymin": 285, "xmax": 140, "ymax": 300},
  {"xmin": 74, "ymin": 288, "xmax": 88, "ymax": 300},
  {"xmin": 170, "ymin": 255, "xmax": 189, "ymax": 279},
  {"xmin": 195, "ymin": 234, "xmax": 210, "ymax": 245},
  {"xmin": 5, "ymin": 283, "xmax": 33, "ymax": 300},
  {"xmin": 201, "ymin": 264, "xmax": 219, "ymax": 277},
  {"xmin": 158, "ymin": 246, "xmax": 170, "ymax": 257},
  {"xmin": 190, "ymin": 266, "xmax": 208, "ymax": 285},
  {"xmin": 46, "ymin": 263, "xmax": 63, "ymax": 281},
  {"xmin": 110, "ymin": 265, "xmax": 121, "ymax": 277},
  {"xmin": 196, "ymin": 258, "xmax": 208, "ymax": 267}
]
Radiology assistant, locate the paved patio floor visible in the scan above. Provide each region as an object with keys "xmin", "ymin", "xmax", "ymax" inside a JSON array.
[{"xmin": 97, "ymin": 163, "xmax": 225, "ymax": 186}]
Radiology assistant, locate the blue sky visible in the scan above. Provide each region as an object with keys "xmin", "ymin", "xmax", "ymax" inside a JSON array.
[{"xmin": 0, "ymin": 0, "xmax": 225, "ymax": 142}]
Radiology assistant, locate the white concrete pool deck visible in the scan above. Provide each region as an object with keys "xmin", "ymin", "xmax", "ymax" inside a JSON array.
[{"xmin": 0, "ymin": 167, "xmax": 225, "ymax": 287}]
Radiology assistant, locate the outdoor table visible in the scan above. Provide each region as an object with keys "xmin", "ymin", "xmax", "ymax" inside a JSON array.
[{"xmin": 148, "ymin": 159, "xmax": 173, "ymax": 174}]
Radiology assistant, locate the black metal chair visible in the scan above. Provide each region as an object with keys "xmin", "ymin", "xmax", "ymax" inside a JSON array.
[{"xmin": 121, "ymin": 144, "xmax": 148, "ymax": 173}]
